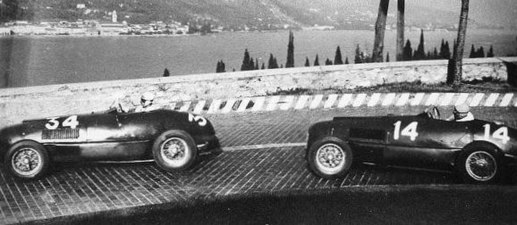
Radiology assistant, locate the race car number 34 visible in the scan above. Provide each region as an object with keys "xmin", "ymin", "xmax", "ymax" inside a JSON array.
[{"xmin": 45, "ymin": 115, "xmax": 79, "ymax": 130}]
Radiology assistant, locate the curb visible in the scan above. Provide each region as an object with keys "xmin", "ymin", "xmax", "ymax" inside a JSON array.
[{"xmin": 160, "ymin": 92, "xmax": 517, "ymax": 114}]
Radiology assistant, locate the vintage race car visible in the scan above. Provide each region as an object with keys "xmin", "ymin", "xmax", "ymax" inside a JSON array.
[
  {"xmin": 0, "ymin": 109, "xmax": 219, "ymax": 179},
  {"xmin": 306, "ymin": 106, "xmax": 517, "ymax": 184}
]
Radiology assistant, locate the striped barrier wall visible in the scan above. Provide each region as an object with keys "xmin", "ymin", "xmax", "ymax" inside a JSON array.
[{"xmin": 160, "ymin": 93, "xmax": 517, "ymax": 114}]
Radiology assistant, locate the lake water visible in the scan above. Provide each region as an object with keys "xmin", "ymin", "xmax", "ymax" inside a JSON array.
[{"xmin": 0, "ymin": 29, "xmax": 516, "ymax": 88}]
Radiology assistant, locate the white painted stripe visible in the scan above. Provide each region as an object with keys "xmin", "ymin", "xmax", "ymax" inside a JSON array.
[
  {"xmin": 395, "ymin": 93, "xmax": 409, "ymax": 106},
  {"xmin": 223, "ymin": 142, "xmax": 306, "ymax": 151},
  {"xmin": 499, "ymin": 93, "xmax": 513, "ymax": 107},
  {"xmin": 439, "ymin": 93, "xmax": 455, "ymax": 106},
  {"xmin": 455, "ymin": 93, "xmax": 469, "ymax": 105},
  {"xmin": 280, "ymin": 96, "xmax": 294, "ymax": 110},
  {"xmin": 266, "ymin": 96, "xmax": 280, "ymax": 111},
  {"xmin": 236, "ymin": 98, "xmax": 251, "ymax": 112},
  {"xmin": 193, "ymin": 100, "xmax": 206, "ymax": 114},
  {"xmin": 410, "ymin": 93, "xmax": 425, "ymax": 106},
  {"xmin": 295, "ymin": 95, "xmax": 310, "ymax": 109},
  {"xmin": 251, "ymin": 97, "xmax": 265, "ymax": 111},
  {"xmin": 484, "ymin": 93, "xmax": 499, "ymax": 107},
  {"xmin": 352, "ymin": 93, "xmax": 367, "ymax": 107},
  {"xmin": 179, "ymin": 101, "xmax": 191, "ymax": 112},
  {"xmin": 310, "ymin": 95, "xmax": 324, "ymax": 109},
  {"xmin": 207, "ymin": 99, "xmax": 221, "ymax": 114},
  {"xmin": 381, "ymin": 93, "xmax": 396, "ymax": 106},
  {"xmin": 221, "ymin": 98, "xmax": 237, "ymax": 113},
  {"xmin": 367, "ymin": 93, "xmax": 381, "ymax": 106},
  {"xmin": 425, "ymin": 93, "xmax": 440, "ymax": 106},
  {"xmin": 338, "ymin": 94, "xmax": 353, "ymax": 108},
  {"xmin": 324, "ymin": 94, "xmax": 339, "ymax": 108},
  {"xmin": 469, "ymin": 93, "xmax": 484, "ymax": 107}
]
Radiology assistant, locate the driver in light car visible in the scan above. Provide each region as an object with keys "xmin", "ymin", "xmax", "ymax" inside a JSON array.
[{"xmin": 447, "ymin": 103, "xmax": 475, "ymax": 122}]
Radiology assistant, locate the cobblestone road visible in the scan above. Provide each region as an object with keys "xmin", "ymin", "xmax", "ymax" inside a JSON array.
[{"xmin": 1, "ymin": 106, "xmax": 516, "ymax": 224}]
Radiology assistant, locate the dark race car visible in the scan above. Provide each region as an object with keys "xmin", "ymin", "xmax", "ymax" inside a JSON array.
[
  {"xmin": 306, "ymin": 106, "xmax": 517, "ymax": 184},
  {"xmin": 0, "ymin": 109, "xmax": 219, "ymax": 179}
]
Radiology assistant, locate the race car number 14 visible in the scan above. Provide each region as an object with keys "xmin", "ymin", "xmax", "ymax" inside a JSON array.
[
  {"xmin": 45, "ymin": 115, "xmax": 79, "ymax": 130},
  {"xmin": 393, "ymin": 121, "xmax": 418, "ymax": 141},
  {"xmin": 483, "ymin": 124, "xmax": 509, "ymax": 143}
]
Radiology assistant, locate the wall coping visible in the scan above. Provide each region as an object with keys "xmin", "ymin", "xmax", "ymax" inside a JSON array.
[{"xmin": 1, "ymin": 57, "xmax": 516, "ymax": 97}]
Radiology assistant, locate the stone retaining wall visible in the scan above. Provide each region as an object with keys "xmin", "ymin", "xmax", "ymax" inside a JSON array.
[{"xmin": 0, "ymin": 57, "xmax": 515, "ymax": 127}]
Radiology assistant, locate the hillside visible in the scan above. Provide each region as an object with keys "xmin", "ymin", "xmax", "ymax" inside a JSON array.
[{"xmin": 3, "ymin": 0, "xmax": 516, "ymax": 30}]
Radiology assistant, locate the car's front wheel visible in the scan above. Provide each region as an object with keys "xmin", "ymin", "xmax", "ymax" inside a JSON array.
[
  {"xmin": 456, "ymin": 143, "xmax": 503, "ymax": 184},
  {"xmin": 307, "ymin": 137, "xmax": 353, "ymax": 179},
  {"xmin": 152, "ymin": 130, "xmax": 198, "ymax": 172},
  {"xmin": 5, "ymin": 141, "xmax": 50, "ymax": 180}
]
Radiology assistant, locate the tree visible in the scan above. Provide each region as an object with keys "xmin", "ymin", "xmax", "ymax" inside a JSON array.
[
  {"xmin": 261, "ymin": 62, "xmax": 265, "ymax": 70},
  {"xmin": 386, "ymin": 52, "xmax": 390, "ymax": 62},
  {"xmin": 268, "ymin": 53, "xmax": 279, "ymax": 69},
  {"xmin": 163, "ymin": 68, "xmax": 170, "ymax": 77},
  {"xmin": 477, "ymin": 46, "xmax": 485, "ymax": 58},
  {"xmin": 241, "ymin": 49, "xmax": 252, "ymax": 71},
  {"xmin": 396, "ymin": 0, "xmax": 405, "ymax": 61},
  {"xmin": 355, "ymin": 44, "xmax": 363, "ymax": 63},
  {"xmin": 325, "ymin": 58, "xmax": 333, "ymax": 65},
  {"xmin": 314, "ymin": 54, "xmax": 320, "ymax": 66},
  {"xmin": 304, "ymin": 57, "xmax": 310, "ymax": 67},
  {"xmin": 447, "ymin": 0, "xmax": 470, "ymax": 86},
  {"xmin": 469, "ymin": 44, "xmax": 476, "ymax": 58},
  {"xmin": 372, "ymin": 0, "xmax": 390, "ymax": 62},
  {"xmin": 487, "ymin": 45, "xmax": 494, "ymax": 57},
  {"xmin": 402, "ymin": 39, "xmax": 412, "ymax": 61},
  {"xmin": 345, "ymin": 57, "xmax": 349, "ymax": 64},
  {"xmin": 216, "ymin": 61, "xmax": 226, "ymax": 73},
  {"xmin": 413, "ymin": 29, "xmax": 426, "ymax": 60},
  {"xmin": 433, "ymin": 48, "xmax": 439, "ymax": 59},
  {"xmin": 286, "ymin": 30, "xmax": 295, "ymax": 68},
  {"xmin": 334, "ymin": 46, "xmax": 343, "ymax": 65},
  {"xmin": 440, "ymin": 40, "xmax": 451, "ymax": 59}
]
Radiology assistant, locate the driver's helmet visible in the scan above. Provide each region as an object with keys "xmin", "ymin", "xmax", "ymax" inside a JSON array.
[
  {"xmin": 453, "ymin": 103, "xmax": 470, "ymax": 120},
  {"xmin": 141, "ymin": 92, "xmax": 155, "ymax": 106}
]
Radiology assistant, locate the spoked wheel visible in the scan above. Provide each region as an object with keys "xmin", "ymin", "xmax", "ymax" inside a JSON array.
[
  {"xmin": 307, "ymin": 137, "xmax": 353, "ymax": 179},
  {"xmin": 152, "ymin": 130, "xmax": 197, "ymax": 171},
  {"xmin": 5, "ymin": 141, "xmax": 50, "ymax": 180},
  {"xmin": 456, "ymin": 143, "xmax": 502, "ymax": 184}
]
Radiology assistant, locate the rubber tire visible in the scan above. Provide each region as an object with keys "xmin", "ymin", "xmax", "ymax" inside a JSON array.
[
  {"xmin": 307, "ymin": 137, "xmax": 353, "ymax": 179},
  {"xmin": 152, "ymin": 130, "xmax": 198, "ymax": 172},
  {"xmin": 5, "ymin": 141, "xmax": 50, "ymax": 180},
  {"xmin": 455, "ymin": 142, "xmax": 503, "ymax": 184}
]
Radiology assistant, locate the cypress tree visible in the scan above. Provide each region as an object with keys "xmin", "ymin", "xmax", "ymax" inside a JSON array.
[
  {"xmin": 268, "ymin": 53, "xmax": 279, "ymax": 69},
  {"xmin": 255, "ymin": 59, "xmax": 259, "ymax": 70},
  {"xmin": 433, "ymin": 48, "xmax": 439, "ymax": 59},
  {"xmin": 304, "ymin": 57, "xmax": 310, "ymax": 67},
  {"xmin": 286, "ymin": 30, "xmax": 295, "ymax": 68},
  {"xmin": 354, "ymin": 44, "xmax": 362, "ymax": 64},
  {"xmin": 469, "ymin": 44, "xmax": 476, "ymax": 58},
  {"xmin": 403, "ymin": 39, "xmax": 412, "ymax": 61},
  {"xmin": 345, "ymin": 57, "xmax": 349, "ymax": 64},
  {"xmin": 334, "ymin": 46, "xmax": 343, "ymax": 65},
  {"xmin": 325, "ymin": 58, "xmax": 333, "ymax": 65},
  {"xmin": 163, "ymin": 68, "xmax": 170, "ymax": 77},
  {"xmin": 261, "ymin": 62, "xmax": 265, "ymax": 70},
  {"xmin": 250, "ymin": 57, "xmax": 255, "ymax": 70},
  {"xmin": 414, "ymin": 29, "xmax": 425, "ymax": 60},
  {"xmin": 314, "ymin": 54, "xmax": 320, "ymax": 66},
  {"xmin": 487, "ymin": 45, "xmax": 494, "ymax": 57},
  {"xmin": 477, "ymin": 46, "xmax": 485, "ymax": 58},
  {"xmin": 440, "ymin": 39, "xmax": 446, "ymax": 59},
  {"xmin": 386, "ymin": 52, "xmax": 390, "ymax": 62},
  {"xmin": 241, "ymin": 49, "xmax": 251, "ymax": 71},
  {"xmin": 443, "ymin": 41, "xmax": 451, "ymax": 59}
]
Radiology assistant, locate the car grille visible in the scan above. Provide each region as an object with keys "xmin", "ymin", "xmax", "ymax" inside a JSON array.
[{"xmin": 42, "ymin": 128, "xmax": 80, "ymax": 139}]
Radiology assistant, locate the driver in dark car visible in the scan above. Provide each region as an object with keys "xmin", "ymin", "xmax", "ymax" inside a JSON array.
[
  {"xmin": 447, "ymin": 103, "xmax": 474, "ymax": 122},
  {"xmin": 110, "ymin": 92, "xmax": 157, "ymax": 113}
]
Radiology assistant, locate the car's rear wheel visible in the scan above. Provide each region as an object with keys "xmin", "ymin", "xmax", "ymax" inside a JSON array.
[
  {"xmin": 152, "ymin": 130, "xmax": 198, "ymax": 171},
  {"xmin": 456, "ymin": 143, "xmax": 503, "ymax": 184},
  {"xmin": 5, "ymin": 141, "xmax": 50, "ymax": 180},
  {"xmin": 308, "ymin": 137, "xmax": 353, "ymax": 179}
]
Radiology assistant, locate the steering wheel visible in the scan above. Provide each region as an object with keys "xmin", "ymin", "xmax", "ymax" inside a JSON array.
[{"xmin": 425, "ymin": 106, "xmax": 441, "ymax": 119}]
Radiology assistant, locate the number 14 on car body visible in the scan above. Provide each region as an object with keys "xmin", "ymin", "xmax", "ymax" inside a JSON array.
[
  {"xmin": 393, "ymin": 121, "xmax": 418, "ymax": 141},
  {"xmin": 483, "ymin": 124, "xmax": 510, "ymax": 143}
]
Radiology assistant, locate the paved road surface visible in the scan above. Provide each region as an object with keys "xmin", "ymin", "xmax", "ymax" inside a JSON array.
[{"xmin": 0, "ymin": 106, "xmax": 516, "ymax": 224}]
